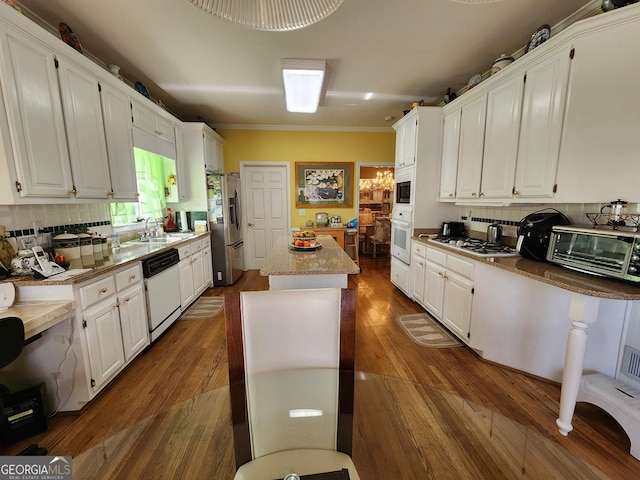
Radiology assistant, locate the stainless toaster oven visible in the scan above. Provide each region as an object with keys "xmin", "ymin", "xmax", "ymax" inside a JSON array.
[{"xmin": 547, "ymin": 225, "xmax": 640, "ymax": 282}]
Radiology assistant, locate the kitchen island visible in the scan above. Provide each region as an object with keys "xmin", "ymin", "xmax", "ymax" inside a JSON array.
[{"xmin": 261, "ymin": 234, "xmax": 359, "ymax": 290}]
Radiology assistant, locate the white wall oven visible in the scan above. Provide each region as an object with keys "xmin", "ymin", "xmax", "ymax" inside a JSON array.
[{"xmin": 391, "ymin": 205, "xmax": 412, "ymax": 264}]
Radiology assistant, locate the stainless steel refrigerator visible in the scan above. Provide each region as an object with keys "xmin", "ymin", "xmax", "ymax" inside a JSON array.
[{"xmin": 207, "ymin": 172, "xmax": 243, "ymax": 286}]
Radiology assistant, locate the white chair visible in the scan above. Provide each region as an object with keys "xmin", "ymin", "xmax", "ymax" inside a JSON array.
[{"xmin": 224, "ymin": 288, "xmax": 359, "ymax": 480}]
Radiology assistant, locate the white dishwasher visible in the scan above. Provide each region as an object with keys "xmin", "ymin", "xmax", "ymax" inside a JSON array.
[{"xmin": 142, "ymin": 248, "xmax": 181, "ymax": 342}]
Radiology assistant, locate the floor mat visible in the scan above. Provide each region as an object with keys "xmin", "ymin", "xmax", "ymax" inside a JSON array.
[
  {"xmin": 180, "ymin": 296, "xmax": 224, "ymax": 320},
  {"xmin": 396, "ymin": 313, "xmax": 462, "ymax": 348}
]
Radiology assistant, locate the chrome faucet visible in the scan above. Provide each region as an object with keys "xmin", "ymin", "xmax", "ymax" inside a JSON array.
[{"xmin": 144, "ymin": 217, "xmax": 159, "ymax": 238}]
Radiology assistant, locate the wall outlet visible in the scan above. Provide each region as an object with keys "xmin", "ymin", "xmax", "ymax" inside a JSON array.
[{"xmin": 298, "ymin": 209, "xmax": 306, "ymax": 216}]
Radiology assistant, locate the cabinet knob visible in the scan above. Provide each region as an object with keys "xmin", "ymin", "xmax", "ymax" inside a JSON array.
[
  {"xmin": 107, "ymin": 190, "xmax": 114, "ymax": 197},
  {"xmin": 248, "ymin": 223, "xmax": 254, "ymax": 227},
  {"xmin": 100, "ymin": 287, "xmax": 108, "ymax": 293},
  {"xmin": 448, "ymin": 193, "xmax": 454, "ymax": 197},
  {"xmin": 471, "ymin": 192, "xmax": 477, "ymax": 197},
  {"xmin": 513, "ymin": 189, "xmax": 520, "ymax": 196},
  {"xmin": 130, "ymin": 274, "xmax": 136, "ymax": 280},
  {"xmin": 68, "ymin": 188, "xmax": 77, "ymax": 196},
  {"xmin": 479, "ymin": 192, "xmax": 484, "ymax": 197},
  {"xmin": 444, "ymin": 274, "xmax": 449, "ymax": 280},
  {"xmin": 154, "ymin": 130, "xmax": 163, "ymax": 136},
  {"xmin": 124, "ymin": 297, "xmax": 131, "ymax": 303},
  {"xmin": 438, "ymin": 271, "xmax": 443, "ymax": 276}
]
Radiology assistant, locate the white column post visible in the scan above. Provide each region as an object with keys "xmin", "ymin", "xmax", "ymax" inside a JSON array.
[{"xmin": 556, "ymin": 293, "xmax": 601, "ymax": 435}]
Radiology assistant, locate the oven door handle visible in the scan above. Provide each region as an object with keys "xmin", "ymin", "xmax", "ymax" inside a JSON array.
[{"xmin": 391, "ymin": 218, "xmax": 411, "ymax": 228}]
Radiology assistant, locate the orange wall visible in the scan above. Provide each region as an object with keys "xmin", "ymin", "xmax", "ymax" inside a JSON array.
[{"xmin": 217, "ymin": 129, "xmax": 395, "ymax": 227}]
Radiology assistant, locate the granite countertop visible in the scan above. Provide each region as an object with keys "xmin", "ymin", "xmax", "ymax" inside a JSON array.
[
  {"xmin": 1, "ymin": 232, "xmax": 209, "ymax": 287},
  {"xmin": 414, "ymin": 236, "xmax": 640, "ymax": 301},
  {"xmin": 0, "ymin": 300, "xmax": 76, "ymax": 339},
  {"xmin": 261, "ymin": 235, "xmax": 360, "ymax": 276}
]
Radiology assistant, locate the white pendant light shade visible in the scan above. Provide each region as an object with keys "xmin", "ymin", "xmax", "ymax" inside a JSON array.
[
  {"xmin": 185, "ymin": 0, "xmax": 345, "ymax": 31},
  {"xmin": 281, "ymin": 59, "xmax": 326, "ymax": 113}
]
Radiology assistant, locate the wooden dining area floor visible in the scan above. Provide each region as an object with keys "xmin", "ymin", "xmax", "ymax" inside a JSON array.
[{"xmin": 2, "ymin": 255, "xmax": 638, "ymax": 478}]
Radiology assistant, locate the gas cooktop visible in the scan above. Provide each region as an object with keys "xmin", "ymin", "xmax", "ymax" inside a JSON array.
[{"xmin": 430, "ymin": 236, "xmax": 520, "ymax": 258}]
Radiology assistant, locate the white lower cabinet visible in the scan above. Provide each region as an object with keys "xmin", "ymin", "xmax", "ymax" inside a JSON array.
[
  {"xmin": 391, "ymin": 256, "xmax": 411, "ymax": 296},
  {"xmin": 71, "ymin": 262, "xmax": 149, "ymax": 407},
  {"xmin": 178, "ymin": 238, "xmax": 213, "ymax": 310},
  {"xmin": 412, "ymin": 241, "xmax": 475, "ymax": 343}
]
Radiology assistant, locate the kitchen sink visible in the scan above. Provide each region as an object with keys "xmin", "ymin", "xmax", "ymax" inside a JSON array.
[{"xmin": 131, "ymin": 233, "xmax": 198, "ymax": 245}]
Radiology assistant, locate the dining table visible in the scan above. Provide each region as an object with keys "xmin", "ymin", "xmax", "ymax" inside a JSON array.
[{"xmin": 71, "ymin": 370, "xmax": 607, "ymax": 479}]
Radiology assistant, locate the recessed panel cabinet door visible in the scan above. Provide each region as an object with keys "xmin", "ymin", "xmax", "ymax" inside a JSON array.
[
  {"xmin": 83, "ymin": 298, "xmax": 126, "ymax": 391},
  {"xmin": 456, "ymin": 95, "xmax": 487, "ymax": 200},
  {"xmin": 514, "ymin": 48, "xmax": 571, "ymax": 198},
  {"xmin": 101, "ymin": 83, "xmax": 137, "ymax": 200},
  {"xmin": 440, "ymin": 109, "xmax": 460, "ymax": 201},
  {"xmin": 0, "ymin": 28, "xmax": 73, "ymax": 197},
  {"xmin": 118, "ymin": 284, "xmax": 149, "ymax": 362},
  {"xmin": 57, "ymin": 59, "xmax": 112, "ymax": 198}
]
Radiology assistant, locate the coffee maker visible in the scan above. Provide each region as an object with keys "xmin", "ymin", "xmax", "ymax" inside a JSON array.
[{"xmin": 516, "ymin": 209, "xmax": 570, "ymax": 261}]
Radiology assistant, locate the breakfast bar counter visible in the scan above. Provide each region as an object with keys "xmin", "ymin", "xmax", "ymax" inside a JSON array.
[{"xmin": 260, "ymin": 234, "xmax": 359, "ymax": 290}]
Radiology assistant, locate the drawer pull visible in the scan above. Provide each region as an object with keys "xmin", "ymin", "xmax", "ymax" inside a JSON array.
[
  {"xmin": 129, "ymin": 274, "xmax": 136, "ymax": 280},
  {"xmin": 100, "ymin": 287, "xmax": 108, "ymax": 293}
]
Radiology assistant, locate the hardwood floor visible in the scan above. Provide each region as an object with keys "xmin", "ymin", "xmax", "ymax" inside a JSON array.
[{"xmin": 1, "ymin": 254, "xmax": 638, "ymax": 478}]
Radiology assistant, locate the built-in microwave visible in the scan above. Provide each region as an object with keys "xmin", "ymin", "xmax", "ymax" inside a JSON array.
[
  {"xmin": 395, "ymin": 181, "xmax": 411, "ymax": 204},
  {"xmin": 547, "ymin": 225, "xmax": 640, "ymax": 283}
]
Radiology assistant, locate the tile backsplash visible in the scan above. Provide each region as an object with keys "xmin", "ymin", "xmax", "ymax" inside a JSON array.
[
  {"xmin": 0, "ymin": 203, "xmax": 113, "ymax": 250},
  {"xmin": 459, "ymin": 202, "xmax": 640, "ymax": 239}
]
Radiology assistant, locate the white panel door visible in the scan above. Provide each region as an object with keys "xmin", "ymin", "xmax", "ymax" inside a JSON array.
[
  {"xmin": 118, "ymin": 284, "xmax": 148, "ymax": 362},
  {"xmin": 242, "ymin": 163, "xmax": 290, "ymax": 270},
  {"xmin": 442, "ymin": 271, "xmax": 473, "ymax": 342},
  {"xmin": 440, "ymin": 109, "xmax": 460, "ymax": 201}
]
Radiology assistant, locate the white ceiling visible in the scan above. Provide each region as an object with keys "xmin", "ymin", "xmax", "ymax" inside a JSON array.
[{"xmin": 17, "ymin": 0, "xmax": 599, "ymax": 130}]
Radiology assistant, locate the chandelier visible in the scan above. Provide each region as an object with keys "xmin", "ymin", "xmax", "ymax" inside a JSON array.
[
  {"xmin": 359, "ymin": 170, "xmax": 394, "ymax": 193},
  {"xmin": 184, "ymin": 0, "xmax": 345, "ymax": 31}
]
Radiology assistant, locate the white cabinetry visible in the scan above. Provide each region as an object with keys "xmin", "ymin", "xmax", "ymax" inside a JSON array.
[
  {"xmin": 0, "ymin": 23, "xmax": 73, "ymax": 199},
  {"xmin": 439, "ymin": 110, "xmax": 460, "ymax": 201},
  {"xmin": 178, "ymin": 237, "xmax": 212, "ymax": 310},
  {"xmin": 391, "ymin": 256, "xmax": 411, "ymax": 296},
  {"xmin": 455, "ymin": 94, "xmax": 486, "ymax": 200},
  {"xmin": 0, "ymin": 8, "xmax": 139, "ymax": 203},
  {"xmin": 412, "ymin": 241, "xmax": 475, "ymax": 344},
  {"xmin": 180, "ymin": 123, "xmax": 224, "ymax": 211},
  {"xmin": 555, "ymin": 7, "xmax": 640, "ymax": 203},
  {"xmin": 441, "ymin": 40, "xmax": 571, "ymax": 203},
  {"xmin": 394, "ymin": 113, "xmax": 417, "ymax": 168},
  {"xmin": 57, "ymin": 58, "xmax": 112, "ymax": 199},
  {"xmin": 76, "ymin": 263, "xmax": 148, "ymax": 395},
  {"xmin": 131, "ymin": 99, "xmax": 175, "ymax": 146},
  {"xmin": 100, "ymin": 83, "xmax": 138, "ymax": 200}
]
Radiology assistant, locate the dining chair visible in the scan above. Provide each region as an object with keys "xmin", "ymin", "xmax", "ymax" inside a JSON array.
[
  {"xmin": 224, "ymin": 288, "xmax": 359, "ymax": 479},
  {"xmin": 368, "ymin": 217, "xmax": 391, "ymax": 258}
]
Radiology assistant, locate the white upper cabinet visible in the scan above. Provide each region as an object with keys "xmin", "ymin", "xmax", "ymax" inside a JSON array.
[
  {"xmin": 394, "ymin": 112, "xmax": 418, "ymax": 169},
  {"xmin": 555, "ymin": 7, "xmax": 640, "ymax": 203},
  {"xmin": 513, "ymin": 47, "xmax": 571, "ymax": 199},
  {"xmin": 481, "ymin": 74, "xmax": 523, "ymax": 199},
  {"xmin": 0, "ymin": 24, "xmax": 73, "ymax": 198},
  {"xmin": 203, "ymin": 126, "xmax": 224, "ymax": 173},
  {"xmin": 131, "ymin": 99, "xmax": 176, "ymax": 146},
  {"xmin": 57, "ymin": 59, "xmax": 112, "ymax": 199},
  {"xmin": 100, "ymin": 82, "xmax": 138, "ymax": 201},
  {"xmin": 455, "ymin": 94, "xmax": 486, "ymax": 200},
  {"xmin": 440, "ymin": 110, "xmax": 460, "ymax": 201}
]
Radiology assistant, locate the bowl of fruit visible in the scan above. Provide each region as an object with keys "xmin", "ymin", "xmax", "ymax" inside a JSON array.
[{"xmin": 290, "ymin": 230, "xmax": 321, "ymax": 250}]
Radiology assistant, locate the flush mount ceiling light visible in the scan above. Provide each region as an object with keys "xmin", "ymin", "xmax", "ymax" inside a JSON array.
[
  {"xmin": 184, "ymin": 0, "xmax": 344, "ymax": 31},
  {"xmin": 281, "ymin": 59, "xmax": 326, "ymax": 113}
]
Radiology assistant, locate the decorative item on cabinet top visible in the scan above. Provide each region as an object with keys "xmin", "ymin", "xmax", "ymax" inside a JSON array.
[
  {"xmin": 491, "ymin": 54, "xmax": 514, "ymax": 75},
  {"xmin": 524, "ymin": 24, "xmax": 550, "ymax": 53},
  {"xmin": 466, "ymin": 73, "xmax": 482, "ymax": 91},
  {"xmin": 1, "ymin": 0, "xmax": 22, "ymax": 14},
  {"xmin": 58, "ymin": 23, "xmax": 82, "ymax": 53}
]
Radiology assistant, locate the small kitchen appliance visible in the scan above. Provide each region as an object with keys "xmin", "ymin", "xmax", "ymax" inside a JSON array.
[
  {"xmin": 316, "ymin": 212, "xmax": 329, "ymax": 227},
  {"xmin": 440, "ymin": 221, "xmax": 465, "ymax": 238},
  {"xmin": 547, "ymin": 224, "xmax": 640, "ymax": 282},
  {"xmin": 486, "ymin": 223, "xmax": 503, "ymax": 244},
  {"xmin": 516, "ymin": 209, "xmax": 570, "ymax": 261},
  {"xmin": 600, "ymin": 199, "xmax": 628, "ymax": 226}
]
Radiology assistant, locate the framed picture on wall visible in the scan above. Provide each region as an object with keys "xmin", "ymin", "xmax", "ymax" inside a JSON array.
[{"xmin": 295, "ymin": 162, "xmax": 353, "ymax": 208}]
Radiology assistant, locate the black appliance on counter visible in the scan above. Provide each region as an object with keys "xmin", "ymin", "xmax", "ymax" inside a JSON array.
[
  {"xmin": 440, "ymin": 221, "xmax": 465, "ymax": 238},
  {"xmin": 516, "ymin": 209, "xmax": 570, "ymax": 261}
]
